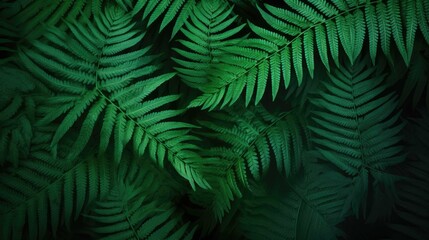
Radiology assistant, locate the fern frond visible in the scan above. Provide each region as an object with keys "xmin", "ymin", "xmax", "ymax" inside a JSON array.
[
  {"xmin": 173, "ymin": 0, "xmax": 246, "ymax": 91},
  {"xmin": 0, "ymin": 66, "xmax": 36, "ymax": 167},
  {"xmin": 133, "ymin": 0, "xmax": 197, "ymax": 38},
  {"xmin": 0, "ymin": 15, "xmax": 19, "ymax": 62},
  {"xmin": 185, "ymin": 157, "xmax": 243, "ymax": 229},
  {"xmin": 416, "ymin": 0, "xmax": 429, "ymax": 44},
  {"xmin": 309, "ymin": 56, "xmax": 404, "ymax": 218},
  {"xmin": 0, "ymin": 0, "xmax": 126, "ymax": 41},
  {"xmin": 224, "ymin": 168, "xmax": 348, "ymax": 240},
  {"xmin": 85, "ymin": 154, "xmax": 196, "ymax": 240},
  {"xmin": 388, "ymin": 109, "xmax": 429, "ymax": 239},
  {"xmin": 0, "ymin": 150, "xmax": 112, "ymax": 240},
  {"xmin": 188, "ymin": 0, "xmax": 423, "ymax": 110},
  {"xmin": 388, "ymin": 0, "xmax": 406, "ymax": 63},
  {"xmin": 403, "ymin": 0, "xmax": 418, "ymax": 65},
  {"xmin": 184, "ymin": 106, "xmax": 309, "ymax": 225},
  {"xmin": 19, "ymin": 4, "xmax": 209, "ymax": 190},
  {"xmin": 199, "ymin": 105, "xmax": 309, "ymax": 186}
]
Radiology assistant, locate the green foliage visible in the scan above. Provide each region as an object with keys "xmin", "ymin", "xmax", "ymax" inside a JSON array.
[
  {"xmin": 230, "ymin": 169, "xmax": 348, "ymax": 240},
  {"xmin": 188, "ymin": 105, "xmax": 309, "ymax": 224},
  {"xmin": 388, "ymin": 109, "xmax": 429, "ymax": 239},
  {"xmin": 0, "ymin": 0, "xmax": 429, "ymax": 239},
  {"xmin": 18, "ymin": 4, "xmax": 208, "ymax": 190},
  {"xmin": 84, "ymin": 154, "xmax": 196, "ymax": 240},
  {"xmin": 0, "ymin": 66, "xmax": 35, "ymax": 166},
  {"xmin": 398, "ymin": 38, "xmax": 429, "ymax": 108},
  {"xmin": 187, "ymin": 0, "xmax": 429, "ymax": 110},
  {"xmin": 133, "ymin": 0, "xmax": 197, "ymax": 37},
  {"xmin": 199, "ymin": 106, "xmax": 309, "ymax": 183},
  {"xmin": 173, "ymin": 0, "xmax": 246, "ymax": 91},
  {"xmin": 309, "ymin": 57, "xmax": 405, "ymax": 220},
  {"xmin": 0, "ymin": 148, "xmax": 113, "ymax": 239}
]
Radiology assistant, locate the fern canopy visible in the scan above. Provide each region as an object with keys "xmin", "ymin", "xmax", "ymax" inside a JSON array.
[{"xmin": 1, "ymin": 0, "xmax": 429, "ymax": 239}]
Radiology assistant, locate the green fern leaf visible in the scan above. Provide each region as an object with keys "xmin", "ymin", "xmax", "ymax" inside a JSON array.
[
  {"xmin": 230, "ymin": 168, "xmax": 348, "ymax": 240},
  {"xmin": 0, "ymin": 66, "xmax": 36, "ymax": 166},
  {"xmin": 365, "ymin": 3, "xmax": 378, "ymax": 64},
  {"xmin": 255, "ymin": 60, "xmax": 268, "ymax": 104},
  {"xmin": 270, "ymin": 53, "xmax": 282, "ymax": 100},
  {"xmin": 310, "ymin": 56, "xmax": 404, "ymax": 218},
  {"xmin": 403, "ymin": 0, "xmax": 418, "ymax": 65},
  {"xmin": 134, "ymin": 0, "xmax": 196, "ymax": 37},
  {"xmin": 304, "ymin": 28, "xmax": 315, "ymax": 78},
  {"xmin": 85, "ymin": 155, "xmax": 196, "ymax": 240},
  {"xmin": 281, "ymin": 46, "xmax": 292, "ymax": 89},
  {"xmin": 416, "ymin": 0, "xmax": 429, "ymax": 44},
  {"xmin": 326, "ymin": 19, "xmax": 340, "ymax": 67},
  {"xmin": 19, "ymin": 4, "xmax": 209, "ymax": 190},
  {"xmin": 292, "ymin": 38, "xmax": 303, "ymax": 85},
  {"xmin": 50, "ymin": 90, "xmax": 98, "ymax": 147},
  {"xmin": 187, "ymin": 106, "xmax": 309, "ymax": 225},
  {"xmin": 199, "ymin": 106, "xmax": 309, "ymax": 185},
  {"xmin": 0, "ymin": 0, "xmax": 89, "ymax": 40},
  {"xmin": 388, "ymin": 0, "xmax": 408, "ymax": 65},
  {"xmin": 188, "ymin": 0, "xmax": 422, "ymax": 110},
  {"xmin": 377, "ymin": 2, "xmax": 392, "ymax": 61},
  {"xmin": 173, "ymin": 0, "xmax": 246, "ymax": 90},
  {"xmin": 0, "ymin": 150, "xmax": 112, "ymax": 239}
]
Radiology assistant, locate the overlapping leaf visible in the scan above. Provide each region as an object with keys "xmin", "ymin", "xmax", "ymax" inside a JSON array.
[
  {"xmin": 200, "ymin": 106, "xmax": 309, "ymax": 183},
  {"xmin": 19, "ymin": 4, "xmax": 209, "ymax": 190},
  {"xmin": 220, "ymin": 167, "xmax": 348, "ymax": 240},
  {"xmin": 173, "ymin": 0, "xmax": 246, "ymax": 92},
  {"xmin": 85, "ymin": 155, "xmax": 196, "ymax": 240},
  {"xmin": 188, "ymin": 0, "xmax": 428, "ymax": 110},
  {"xmin": 309, "ymin": 57, "xmax": 404, "ymax": 218},
  {"xmin": 0, "ymin": 66, "xmax": 35, "ymax": 166},
  {"xmin": 133, "ymin": 0, "xmax": 197, "ymax": 37},
  {"xmin": 0, "ymin": 150, "xmax": 112, "ymax": 240},
  {"xmin": 190, "ymin": 105, "xmax": 309, "ymax": 222}
]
